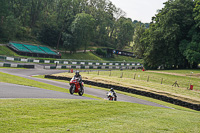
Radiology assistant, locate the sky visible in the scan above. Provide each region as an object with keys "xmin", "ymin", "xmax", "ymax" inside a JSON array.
[{"xmin": 109, "ymin": 0, "xmax": 168, "ymax": 23}]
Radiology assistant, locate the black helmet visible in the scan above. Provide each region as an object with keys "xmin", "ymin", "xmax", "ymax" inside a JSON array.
[{"xmin": 75, "ymin": 71, "xmax": 79, "ymax": 76}]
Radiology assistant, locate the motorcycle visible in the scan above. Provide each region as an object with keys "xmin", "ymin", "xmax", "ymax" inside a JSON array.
[
  {"xmin": 69, "ymin": 77, "xmax": 84, "ymax": 96},
  {"xmin": 107, "ymin": 91, "xmax": 117, "ymax": 101}
]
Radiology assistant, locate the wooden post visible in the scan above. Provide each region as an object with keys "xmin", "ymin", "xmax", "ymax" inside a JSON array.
[
  {"xmin": 120, "ymin": 72, "xmax": 123, "ymax": 78},
  {"xmin": 134, "ymin": 73, "xmax": 136, "ymax": 79},
  {"xmin": 147, "ymin": 76, "xmax": 149, "ymax": 82},
  {"xmin": 161, "ymin": 78, "xmax": 163, "ymax": 84},
  {"xmin": 109, "ymin": 70, "xmax": 111, "ymax": 76}
]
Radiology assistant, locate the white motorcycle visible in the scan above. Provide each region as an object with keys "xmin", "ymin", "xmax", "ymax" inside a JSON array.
[{"xmin": 107, "ymin": 91, "xmax": 117, "ymax": 101}]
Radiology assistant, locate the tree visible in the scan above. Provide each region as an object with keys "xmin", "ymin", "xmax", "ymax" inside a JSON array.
[
  {"xmin": 132, "ymin": 24, "xmax": 146, "ymax": 58},
  {"xmin": 143, "ymin": 0, "xmax": 196, "ymax": 69},
  {"xmin": 114, "ymin": 17, "xmax": 134, "ymax": 49},
  {"xmin": 38, "ymin": 23, "xmax": 60, "ymax": 47},
  {"xmin": 179, "ymin": 0, "xmax": 200, "ymax": 67},
  {"xmin": 71, "ymin": 12, "xmax": 95, "ymax": 52},
  {"xmin": 62, "ymin": 32, "xmax": 76, "ymax": 54}
]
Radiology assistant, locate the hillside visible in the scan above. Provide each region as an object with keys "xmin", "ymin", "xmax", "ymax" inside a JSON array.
[{"xmin": 0, "ymin": 45, "xmax": 142, "ymax": 62}]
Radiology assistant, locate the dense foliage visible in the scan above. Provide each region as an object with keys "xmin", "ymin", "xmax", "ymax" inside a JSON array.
[
  {"xmin": 0, "ymin": 0, "xmax": 135, "ymax": 53},
  {"xmin": 1, "ymin": 0, "xmax": 199, "ymax": 69},
  {"xmin": 133, "ymin": 0, "xmax": 200, "ymax": 69}
]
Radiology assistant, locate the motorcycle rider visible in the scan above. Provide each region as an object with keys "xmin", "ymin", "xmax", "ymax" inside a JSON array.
[
  {"xmin": 73, "ymin": 71, "xmax": 83, "ymax": 90},
  {"xmin": 108, "ymin": 88, "xmax": 117, "ymax": 101}
]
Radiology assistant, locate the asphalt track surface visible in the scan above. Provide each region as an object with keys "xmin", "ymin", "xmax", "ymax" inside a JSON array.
[{"xmin": 0, "ymin": 67, "xmax": 172, "ymax": 109}]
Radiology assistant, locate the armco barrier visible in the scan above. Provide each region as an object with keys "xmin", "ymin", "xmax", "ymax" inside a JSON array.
[
  {"xmin": 0, "ymin": 62, "xmax": 34, "ymax": 68},
  {"xmin": 43, "ymin": 65, "xmax": 141, "ymax": 70},
  {"xmin": 0, "ymin": 55, "xmax": 143, "ymax": 67},
  {"xmin": 44, "ymin": 75, "xmax": 200, "ymax": 111}
]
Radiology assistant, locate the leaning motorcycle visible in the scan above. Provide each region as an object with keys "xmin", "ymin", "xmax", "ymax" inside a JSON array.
[
  {"xmin": 69, "ymin": 78, "xmax": 84, "ymax": 96},
  {"xmin": 107, "ymin": 91, "xmax": 117, "ymax": 101}
]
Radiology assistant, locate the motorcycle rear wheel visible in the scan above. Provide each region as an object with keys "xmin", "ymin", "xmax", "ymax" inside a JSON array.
[{"xmin": 109, "ymin": 96, "xmax": 113, "ymax": 101}]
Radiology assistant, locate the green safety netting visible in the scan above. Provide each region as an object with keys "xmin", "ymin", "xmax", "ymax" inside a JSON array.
[
  {"xmin": 23, "ymin": 44, "xmax": 46, "ymax": 54},
  {"xmin": 10, "ymin": 43, "xmax": 30, "ymax": 52},
  {"xmin": 39, "ymin": 46, "xmax": 57, "ymax": 55}
]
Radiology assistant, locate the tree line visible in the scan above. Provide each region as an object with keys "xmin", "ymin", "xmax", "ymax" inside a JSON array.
[
  {"xmin": 0, "ymin": 0, "xmax": 137, "ymax": 53},
  {"xmin": 133, "ymin": 0, "xmax": 200, "ymax": 69},
  {"xmin": 1, "ymin": 0, "xmax": 199, "ymax": 69}
]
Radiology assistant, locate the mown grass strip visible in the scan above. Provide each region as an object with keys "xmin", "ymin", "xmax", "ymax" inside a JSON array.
[{"xmin": 0, "ymin": 99, "xmax": 200, "ymax": 133}]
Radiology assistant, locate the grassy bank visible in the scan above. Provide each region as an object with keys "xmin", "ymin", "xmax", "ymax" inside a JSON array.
[
  {"xmin": 0, "ymin": 45, "xmax": 19, "ymax": 56},
  {"xmin": 0, "ymin": 99, "xmax": 200, "ymax": 133},
  {"xmin": 0, "ymin": 45, "xmax": 142, "ymax": 62}
]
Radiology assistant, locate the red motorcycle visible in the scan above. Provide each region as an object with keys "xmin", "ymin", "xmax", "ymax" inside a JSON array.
[{"xmin": 69, "ymin": 78, "xmax": 84, "ymax": 96}]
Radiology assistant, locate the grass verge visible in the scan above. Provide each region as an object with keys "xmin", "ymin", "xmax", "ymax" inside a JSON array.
[{"xmin": 0, "ymin": 99, "xmax": 200, "ymax": 133}]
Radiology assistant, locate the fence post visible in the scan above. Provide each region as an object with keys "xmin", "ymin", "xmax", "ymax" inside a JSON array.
[
  {"xmin": 134, "ymin": 73, "xmax": 136, "ymax": 79},
  {"xmin": 120, "ymin": 72, "xmax": 123, "ymax": 78},
  {"xmin": 161, "ymin": 78, "xmax": 163, "ymax": 84},
  {"xmin": 109, "ymin": 70, "xmax": 111, "ymax": 76},
  {"xmin": 147, "ymin": 76, "xmax": 149, "ymax": 82}
]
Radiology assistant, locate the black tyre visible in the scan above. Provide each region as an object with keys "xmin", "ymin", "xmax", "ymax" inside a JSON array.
[
  {"xmin": 78, "ymin": 88, "xmax": 84, "ymax": 96},
  {"xmin": 69, "ymin": 85, "xmax": 75, "ymax": 95},
  {"xmin": 114, "ymin": 97, "xmax": 117, "ymax": 101},
  {"xmin": 108, "ymin": 96, "xmax": 113, "ymax": 101}
]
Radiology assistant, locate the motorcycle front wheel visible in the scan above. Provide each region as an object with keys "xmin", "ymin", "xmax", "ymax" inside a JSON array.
[
  {"xmin": 78, "ymin": 88, "xmax": 84, "ymax": 96},
  {"xmin": 69, "ymin": 85, "xmax": 75, "ymax": 95}
]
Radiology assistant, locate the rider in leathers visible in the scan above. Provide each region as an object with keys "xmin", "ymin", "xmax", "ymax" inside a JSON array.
[
  {"xmin": 108, "ymin": 88, "xmax": 117, "ymax": 101},
  {"xmin": 73, "ymin": 71, "xmax": 83, "ymax": 90}
]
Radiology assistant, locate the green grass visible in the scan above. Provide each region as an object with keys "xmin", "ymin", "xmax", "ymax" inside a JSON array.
[
  {"xmin": 0, "ymin": 72, "xmax": 99, "ymax": 99},
  {"xmin": 87, "ymin": 69, "xmax": 200, "ymax": 90},
  {"xmin": 88, "ymin": 70, "xmax": 200, "ymax": 90},
  {"xmin": 61, "ymin": 51, "xmax": 103, "ymax": 60},
  {"xmin": 0, "ymin": 46, "xmax": 19, "ymax": 56},
  {"xmin": 0, "ymin": 99, "xmax": 200, "ymax": 133},
  {"xmin": 155, "ymin": 69, "xmax": 200, "ymax": 74}
]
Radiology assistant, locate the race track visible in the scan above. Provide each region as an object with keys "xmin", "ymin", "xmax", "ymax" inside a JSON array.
[
  {"xmin": 0, "ymin": 66, "xmax": 172, "ymax": 109},
  {"xmin": 0, "ymin": 82, "xmax": 93, "ymax": 99}
]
